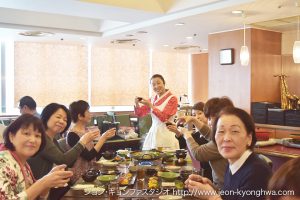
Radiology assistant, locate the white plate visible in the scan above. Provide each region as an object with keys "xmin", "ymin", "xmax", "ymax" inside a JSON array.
[
  {"xmin": 71, "ymin": 184, "xmax": 95, "ymax": 190},
  {"xmin": 83, "ymin": 187, "xmax": 105, "ymax": 195},
  {"xmin": 159, "ymin": 195, "xmax": 182, "ymax": 200},
  {"xmin": 165, "ymin": 166, "xmax": 181, "ymax": 172}
]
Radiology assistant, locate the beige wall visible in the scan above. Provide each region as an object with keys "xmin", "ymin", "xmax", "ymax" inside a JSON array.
[
  {"xmin": 208, "ymin": 29, "xmax": 251, "ymax": 111},
  {"xmin": 191, "ymin": 53, "xmax": 208, "ymax": 104},
  {"xmin": 191, "ymin": 28, "xmax": 283, "ymax": 111}
]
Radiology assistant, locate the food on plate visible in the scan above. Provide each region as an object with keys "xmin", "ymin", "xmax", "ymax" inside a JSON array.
[{"xmin": 148, "ymin": 176, "xmax": 159, "ymax": 189}]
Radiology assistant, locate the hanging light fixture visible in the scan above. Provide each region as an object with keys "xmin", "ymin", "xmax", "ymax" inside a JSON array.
[
  {"xmin": 240, "ymin": 23, "xmax": 249, "ymax": 66},
  {"xmin": 293, "ymin": 16, "xmax": 300, "ymax": 63}
]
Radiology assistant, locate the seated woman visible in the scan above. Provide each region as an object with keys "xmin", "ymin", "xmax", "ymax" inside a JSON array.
[
  {"xmin": 268, "ymin": 157, "xmax": 300, "ymax": 200},
  {"xmin": 168, "ymin": 101, "xmax": 213, "ymax": 180},
  {"xmin": 168, "ymin": 97, "xmax": 232, "ymax": 189},
  {"xmin": 0, "ymin": 114, "xmax": 73, "ymax": 200},
  {"xmin": 67, "ymin": 100, "xmax": 116, "ymax": 183},
  {"xmin": 185, "ymin": 107, "xmax": 272, "ymax": 200},
  {"xmin": 28, "ymin": 103, "xmax": 98, "ymax": 199},
  {"xmin": 28, "ymin": 103, "xmax": 98, "ymax": 179}
]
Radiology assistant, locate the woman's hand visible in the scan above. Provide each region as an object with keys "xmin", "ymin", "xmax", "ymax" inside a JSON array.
[
  {"xmin": 135, "ymin": 96, "xmax": 143, "ymax": 105},
  {"xmin": 79, "ymin": 129, "xmax": 99, "ymax": 146},
  {"xmin": 185, "ymin": 174, "xmax": 219, "ymax": 200},
  {"xmin": 139, "ymin": 99, "xmax": 153, "ymax": 108},
  {"xmin": 167, "ymin": 124, "xmax": 182, "ymax": 137},
  {"xmin": 42, "ymin": 165, "xmax": 73, "ymax": 189},
  {"xmin": 101, "ymin": 128, "xmax": 116, "ymax": 140}
]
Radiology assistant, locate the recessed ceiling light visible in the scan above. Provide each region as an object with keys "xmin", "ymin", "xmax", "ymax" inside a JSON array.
[
  {"xmin": 186, "ymin": 36, "xmax": 193, "ymax": 39},
  {"xmin": 19, "ymin": 31, "xmax": 54, "ymax": 37},
  {"xmin": 163, "ymin": 44, "xmax": 169, "ymax": 47},
  {"xmin": 137, "ymin": 31, "xmax": 148, "ymax": 34},
  {"xmin": 126, "ymin": 34, "xmax": 134, "ymax": 37},
  {"xmin": 175, "ymin": 22, "xmax": 185, "ymax": 26},
  {"xmin": 231, "ymin": 10, "xmax": 243, "ymax": 15}
]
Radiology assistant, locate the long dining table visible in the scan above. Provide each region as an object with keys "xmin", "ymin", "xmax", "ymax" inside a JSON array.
[{"xmin": 61, "ymin": 151, "xmax": 198, "ymax": 200}]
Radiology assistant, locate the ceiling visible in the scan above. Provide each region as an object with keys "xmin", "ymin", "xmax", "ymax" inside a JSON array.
[{"xmin": 0, "ymin": 0, "xmax": 300, "ymax": 52}]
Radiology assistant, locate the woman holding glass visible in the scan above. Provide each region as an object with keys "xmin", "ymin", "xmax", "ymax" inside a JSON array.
[
  {"xmin": 134, "ymin": 74, "xmax": 179, "ymax": 150},
  {"xmin": 67, "ymin": 100, "xmax": 116, "ymax": 183},
  {"xmin": 0, "ymin": 114, "xmax": 73, "ymax": 200},
  {"xmin": 185, "ymin": 107, "xmax": 272, "ymax": 200}
]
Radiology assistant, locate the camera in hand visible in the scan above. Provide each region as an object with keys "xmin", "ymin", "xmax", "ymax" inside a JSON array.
[
  {"xmin": 177, "ymin": 121, "xmax": 185, "ymax": 128},
  {"xmin": 137, "ymin": 97, "xmax": 143, "ymax": 101},
  {"xmin": 165, "ymin": 121, "xmax": 173, "ymax": 126}
]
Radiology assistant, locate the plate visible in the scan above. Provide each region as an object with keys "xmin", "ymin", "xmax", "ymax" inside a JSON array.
[
  {"xmin": 158, "ymin": 172, "xmax": 180, "ymax": 182},
  {"xmin": 119, "ymin": 172, "xmax": 137, "ymax": 186},
  {"xmin": 165, "ymin": 166, "xmax": 181, "ymax": 172},
  {"xmin": 97, "ymin": 175, "xmax": 117, "ymax": 183},
  {"xmin": 159, "ymin": 195, "xmax": 182, "ymax": 200},
  {"xmin": 130, "ymin": 150, "xmax": 164, "ymax": 161},
  {"xmin": 71, "ymin": 184, "xmax": 95, "ymax": 190},
  {"xmin": 97, "ymin": 160, "xmax": 118, "ymax": 167},
  {"xmin": 83, "ymin": 187, "xmax": 105, "ymax": 195}
]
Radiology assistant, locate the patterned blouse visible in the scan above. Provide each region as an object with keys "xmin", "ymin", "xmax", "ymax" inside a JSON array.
[{"xmin": 0, "ymin": 150, "xmax": 34, "ymax": 200}]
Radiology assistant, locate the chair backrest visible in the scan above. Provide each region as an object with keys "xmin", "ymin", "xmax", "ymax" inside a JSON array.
[
  {"xmin": 258, "ymin": 154, "xmax": 273, "ymax": 169},
  {"xmin": 115, "ymin": 114, "xmax": 131, "ymax": 127}
]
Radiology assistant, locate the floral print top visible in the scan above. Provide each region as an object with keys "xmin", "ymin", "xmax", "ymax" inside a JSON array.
[{"xmin": 0, "ymin": 150, "xmax": 33, "ymax": 200}]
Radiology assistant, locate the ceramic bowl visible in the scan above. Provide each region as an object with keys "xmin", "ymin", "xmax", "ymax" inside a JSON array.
[{"xmin": 82, "ymin": 169, "xmax": 99, "ymax": 182}]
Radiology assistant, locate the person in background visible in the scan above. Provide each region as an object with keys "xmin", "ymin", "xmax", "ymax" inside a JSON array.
[
  {"xmin": 134, "ymin": 74, "xmax": 179, "ymax": 150},
  {"xmin": 0, "ymin": 114, "xmax": 73, "ymax": 200},
  {"xmin": 268, "ymin": 157, "xmax": 300, "ymax": 200},
  {"xmin": 18, "ymin": 96, "xmax": 40, "ymax": 118},
  {"xmin": 168, "ymin": 101, "xmax": 212, "ymax": 180},
  {"xmin": 185, "ymin": 107, "xmax": 272, "ymax": 200},
  {"xmin": 67, "ymin": 100, "xmax": 116, "ymax": 183},
  {"xmin": 168, "ymin": 97, "xmax": 232, "ymax": 189}
]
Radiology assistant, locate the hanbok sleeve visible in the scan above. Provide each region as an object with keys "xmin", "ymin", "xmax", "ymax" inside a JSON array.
[
  {"xmin": 0, "ymin": 153, "xmax": 28, "ymax": 200},
  {"xmin": 134, "ymin": 104, "xmax": 151, "ymax": 117},
  {"xmin": 152, "ymin": 96, "xmax": 178, "ymax": 122}
]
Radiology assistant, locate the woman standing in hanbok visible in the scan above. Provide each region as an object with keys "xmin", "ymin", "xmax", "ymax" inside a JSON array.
[{"xmin": 134, "ymin": 74, "xmax": 179, "ymax": 150}]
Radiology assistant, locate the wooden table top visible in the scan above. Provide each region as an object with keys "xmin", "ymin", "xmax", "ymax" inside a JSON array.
[
  {"xmin": 255, "ymin": 144, "xmax": 300, "ymax": 158},
  {"xmin": 62, "ymin": 157, "xmax": 196, "ymax": 200}
]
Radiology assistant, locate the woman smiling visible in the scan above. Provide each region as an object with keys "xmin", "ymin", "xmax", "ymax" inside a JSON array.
[
  {"xmin": 0, "ymin": 114, "xmax": 73, "ymax": 200},
  {"xmin": 185, "ymin": 107, "xmax": 272, "ymax": 200}
]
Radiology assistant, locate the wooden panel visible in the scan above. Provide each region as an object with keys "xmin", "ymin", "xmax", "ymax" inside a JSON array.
[
  {"xmin": 282, "ymin": 55, "xmax": 300, "ymax": 97},
  {"xmin": 250, "ymin": 29, "xmax": 281, "ymax": 103},
  {"xmin": 208, "ymin": 29, "xmax": 251, "ymax": 111},
  {"xmin": 191, "ymin": 53, "xmax": 208, "ymax": 104},
  {"xmin": 275, "ymin": 129, "xmax": 300, "ymax": 139},
  {"xmin": 255, "ymin": 127, "xmax": 275, "ymax": 138}
]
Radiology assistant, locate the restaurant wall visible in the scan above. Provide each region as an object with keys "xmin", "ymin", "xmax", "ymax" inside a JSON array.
[
  {"xmin": 281, "ymin": 30, "xmax": 300, "ymax": 97},
  {"xmin": 208, "ymin": 29, "xmax": 251, "ymax": 111},
  {"xmin": 250, "ymin": 29, "xmax": 281, "ymax": 103},
  {"xmin": 191, "ymin": 53, "xmax": 208, "ymax": 104}
]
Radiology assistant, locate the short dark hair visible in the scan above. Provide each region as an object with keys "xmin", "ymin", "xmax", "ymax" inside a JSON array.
[
  {"xmin": 69, "ymin": 100, "xmax": 90, "ymax": 123},
  {"xmin": 41, "ymin": 103, "xmax": 71, "ymax": 134},
  {"xmin": 150, "ymin": 74, "xmax": 165, "ymax": 85},
  {"xmin": 192, "ymin": 102, "xmax": 205, "ymax": 111},
  {"xmin": 212, "ymin": 107, "xmax": 257, "ymax": 149},
  {"xmin": 203, "ymin": 96, "xmax": 234, "ymax": 118},
  {"xmin": 268, "ymin": 157, "xmax": 300, "ymax": 200},
  {"xmin": 3, "ymin": 114, "xmax": 46, "ymax": 156},
  {"xmin": 19, "ymin": 96, "xmax": 37, "ymax": 110}
]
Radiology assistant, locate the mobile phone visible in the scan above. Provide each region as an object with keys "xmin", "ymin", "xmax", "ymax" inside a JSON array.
[{"xmin": 137, "ymin": 97, "xmax": 143, "ymax": 101}]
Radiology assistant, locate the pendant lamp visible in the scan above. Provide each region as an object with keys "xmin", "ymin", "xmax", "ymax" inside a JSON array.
[
  {"xmin": 240, "ymin": 23, "xmax": 249, "ymax": 66},
  {"xmin": 293, "ymin": 16, "xmax": 300, "ymax": 63}
]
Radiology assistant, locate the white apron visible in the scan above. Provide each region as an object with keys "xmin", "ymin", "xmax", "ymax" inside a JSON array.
[{"xmin": 142, "ymin": 94, "xmax": 179, "ymax": 150}]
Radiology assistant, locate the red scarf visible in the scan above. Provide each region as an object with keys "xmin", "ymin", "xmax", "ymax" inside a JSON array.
[{"xmin": 0, "ymin": 143, "xmax": 36, "ymax": 187}]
